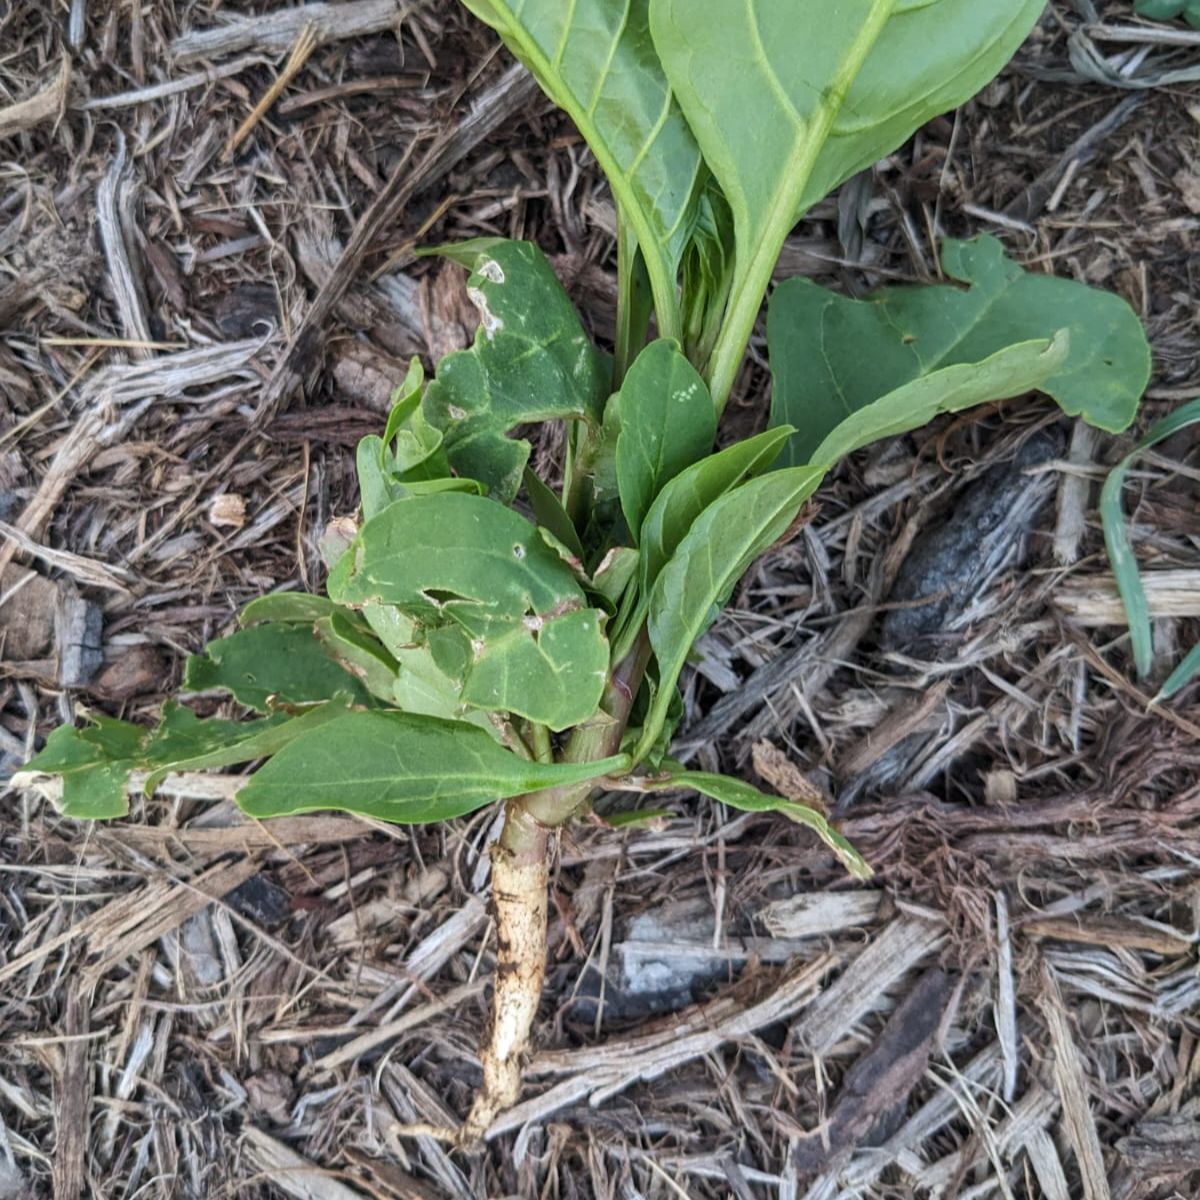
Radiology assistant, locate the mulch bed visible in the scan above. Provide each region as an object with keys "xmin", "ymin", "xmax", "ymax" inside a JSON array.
[{"xmin": 1, "ymin": 2, "xmax": 1199, "ymax": 1197}]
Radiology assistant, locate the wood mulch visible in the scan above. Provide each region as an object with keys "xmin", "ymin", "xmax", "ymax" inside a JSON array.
[{"xmin": 1, "ymin": 2, "xmax": 1198, "ymax": 1197}]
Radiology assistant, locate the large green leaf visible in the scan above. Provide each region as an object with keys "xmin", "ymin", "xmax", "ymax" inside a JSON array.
[
  {"xmin": 637, "ymin": 465, "xmax": 823, "ymax": 758},
  {"xmin": 662, "ymin": 768, "xmax": 871, "ymax": 879},
  {"xmin": 236, "ymin": 710, "xmax": 629, "ymax": 821},
  {"xmin": 650, "ymin": 0, "xmax": 1045, "ymax": 407},
  {"xmin": 615, "ymin": 339, "xmax": 715, "ymax": 541},
  {"xmin": 460, "ymin": 1, "xmax": 702, "ymax": 339},
  {"xmin": 770, "ymin": 235, "xmax": 1151, "ymax": 467},
  {"xmin": 183, "ymin": 624, "xmax": 375, "ymax": 712},
  {"xmin": 328, "ymin": 493, "xmax": 609, "ymax": 729},
  {"xmin": 420, "ymin": 239, "xmax": 609, "ymax": 502}
]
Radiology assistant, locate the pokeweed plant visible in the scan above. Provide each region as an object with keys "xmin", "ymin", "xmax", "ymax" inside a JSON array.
[{"xmin": 17, "ymin": 1, "xmax": 1151, "ymax": 1143}]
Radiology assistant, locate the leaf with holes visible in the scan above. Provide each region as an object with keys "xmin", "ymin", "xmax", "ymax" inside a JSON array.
[
  {"xmin": 328, "ymin": 492, "xmax": 609, "ymax": 729},
  {"xmin": 420, "ymin": 239, "xmax": 610, "ymax": 502},
  {"xmin": 769, "ymin": 234, "xmax": 1151, "ymax": 467},
  {"xmin": 460, "ymin": 1, "xmax": 703, "ymax": 338}
]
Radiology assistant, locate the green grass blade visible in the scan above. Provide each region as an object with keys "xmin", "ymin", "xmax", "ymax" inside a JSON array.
[{"xmin": 1100, "ymin": 396, "xmax": 1200, "ymax": 678}]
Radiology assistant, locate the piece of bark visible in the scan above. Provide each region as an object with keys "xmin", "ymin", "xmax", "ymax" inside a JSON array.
[
  {"xmin": 86, "ymin": 644, "xmax": 167, "ymax": 700},
  {"xmin": 792, "ymin": 967, "xmax": 953, "ymax": 1171},
  {"xmin": 881, "ymin": 430, "xmax": 1061, "ymax": 652}
]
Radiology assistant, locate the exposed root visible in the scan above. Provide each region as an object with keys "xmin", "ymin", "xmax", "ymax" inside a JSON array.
[{"xmin": 459, "ymin": 844, "xmax": 548, "ymax": 1143}]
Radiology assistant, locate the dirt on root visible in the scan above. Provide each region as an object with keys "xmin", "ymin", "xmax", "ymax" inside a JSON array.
[{"xmin": 1, "ymin": 2, "xmax": 1199, "ymax": 1198}]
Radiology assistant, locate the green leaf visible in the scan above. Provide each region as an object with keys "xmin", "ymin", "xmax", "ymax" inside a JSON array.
[
  {"xmin": 807, "ymin": 336, "xmax": 1070, "ymax": 468},
  {"xmin": 329, "ymin": 493, "xmax": 609, "ymax": 729},
  {"xmin": 420, "ymin": 240, "xmax": 609, "ymax": 502},
  {"xmin": 1135, "ymin": 0, "xmax": 1186, "ymax": 18},
  {"xmin": 769, "ymin": 234, "xmax": 1151, "ymax": 467},
  {"xmin": 460, "ymin": 1, "xmax": 702, "ymax": 339},
  {"xmin": 1100, "ymin": 396, "xmax": 1200, "ymax": 679},
  {"xmin": 19, "ymin": 714, "xmax": 146, "ymax": 819},
  {"xmin": 141, "ymin": 700, "xmax": 351, "ymax": 794},
  {"xmin": 523, "ymin": 467, "xmax": 584, "ymax": 560},
  {"xmin": 240, "ymin": 593, "xmax": 339, "ymax": 626},
  {"xmin": 664, "ymin": 768, "xmax": 871, "ymax": 880},
  {"xmin": 183, "ymin": 624, "xmax": 375, "ymax": 712},
  {"xmin": 591, "ymin": 546, "xmax": 639, "ymax": 607},
  {"xmin": 314, "ymin": 611, "xmax": 401, "ymax": 702},
  {"xmin": 380, "ymin": 358, "xmax": 425, "ymax": 451},
  {"xmin": 615, "ymin": 339, "xmax": 715, "ymax": 541},
  {"xmin": 639, "ymin": 426, "xmax": 792, "ymax": 595},
  {"xmin": 1157, "ymin": 643, "xmax": 1200, "ymax": 702},
  {"xmin": 638, "ymin": 465, "xmax": 823, "ymax": 758},
  {"xmin": 650, "ymin": 0, "xmax": 1045, "ymax": 408},
  {"xmin": 236, "ymin": 710, "xmax": 630, "ymax": 821}
]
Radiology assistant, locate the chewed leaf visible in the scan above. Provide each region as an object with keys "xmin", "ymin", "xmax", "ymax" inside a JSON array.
[
  {"xmin": 769, "ymin": 234, "xmax": 1150, "ymax": 467},
  {"xmin": 236, "ymin": 710, "xmax": 629, "ymax": 822},
  {"xmin": 665, "ymin": 768, "xmax": 871, "ymax": 880},
  {"xmin": 460, "ymin": 2, "xmax": 702, "ymax": 338},
  {"xmin": 329, "ymin": 492, "xmax": 609, "ymax": 729},
  {"xmin": 420, "ymin": 240, "xmax": 609, "ymax": 502},
  {"xmin": 17, "ymin": 714, "xmax": 146, "ymax": 819},
  {"xmin": 183, "ymin": 623, "xmax": 376, "ymax": 712}
]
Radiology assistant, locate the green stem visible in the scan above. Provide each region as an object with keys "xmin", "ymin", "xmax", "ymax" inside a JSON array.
[
  {"xmin": 529, "ymin": 723, "xmax": 553, "ymax": 765},
  {"xmin": 519, "ymin": 632, "xmax": 652, "ymax": 829}
]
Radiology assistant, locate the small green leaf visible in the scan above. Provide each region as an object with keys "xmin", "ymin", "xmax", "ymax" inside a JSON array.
[
  {"xmin": 769, "ymin": 234, "xmax": 1151, "ymax": 466},
  {"xmin": 183, "ymin": 624, "xmax": 375, "ymax": 712},
  {"xmin": 639, "ymin": 466, "xmax": 823, "ymax": 759},
  {"xmin": 240, "ymin": 593, "xmax": 339, "ymax": 626},
  {"xmin": 1100, "ymin": 396, "xmax": 1200, "ymax": 679},
  {"xmin": 329, "ymin": 493, "xmax": 609, "ymax": 729},
  {"xmin": 420, "ymin": 240, "xmax": 609, "ymax": 502},
  {"xmin": 639, "ymin": 426, "xmax": 792, "ymax": 596},
  {"xmin": 665, "ymin": 768, "xmax": 871, "ymax": 880},
  {"xmin": 1156, "ymin": 643, "xmax": 1200, "ymax": 702},
  {"xmin": 236, "ymin": 710, "xmax": 630, "ymax": 821},
  {"xmin": 591, "ymin": 546, "xmax": 639, "ymax": 607},
  {"xmin": 380, "ymin": 358, "xmax": 425, "ymax": 451},
  {"xmin": 19, "ymin": 715, "xmax": 146, "ymax": 819},
  {"xmin": 523, "ymin": 467, "xmax": 584, "ymax": 559},
  {"xmin": 615, "ymin": 339, "xmax": 716, "ymax": 541}
]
